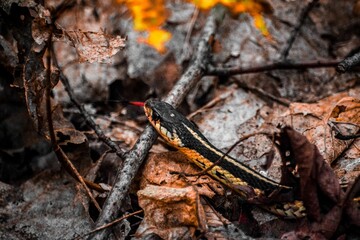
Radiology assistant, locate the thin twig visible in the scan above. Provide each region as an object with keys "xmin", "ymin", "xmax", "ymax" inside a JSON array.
[
  {"xmin": 87, "ymin": 5, "xmax": 227, "ymax": 240},
  {"xmin": 52, "ymin": 54, "xmax": 126, "ymax": 160},
  {"xmin": 45, "ymin": 32, "xmax": 101, "ymax": 211},
  {"xmin": 74, "ymin": 210, "xmax": 143, "ymax": 240},
  {"xmin": 180, "ymin": 7, "xmax": 199, "ymax": 61},
  {"xmin": 206, "ymin": 59, "xmax": 339, "ymax": 76},
  {"xmin": 280, "ymin": 0, "xmax": 319, "ymax": 60}
]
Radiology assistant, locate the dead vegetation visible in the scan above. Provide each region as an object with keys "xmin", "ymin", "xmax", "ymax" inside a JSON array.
[{"xmin": 0, "ymin": 0, "xmax": 359, "ymax": 239}]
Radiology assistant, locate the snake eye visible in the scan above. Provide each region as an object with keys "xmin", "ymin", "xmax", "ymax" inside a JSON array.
[{"xmin": 152, "ymin": 111, "xmax": 161, "ymax": 121}]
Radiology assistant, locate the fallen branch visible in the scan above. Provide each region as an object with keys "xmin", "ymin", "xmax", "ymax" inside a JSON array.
[
  {"xmin": 87, "ymin": 5, "xmax": 227, "ymax": 240},
  {"xmin": 206, "ymin": 59, "xmax": 339, "ymax": 76},
  {"xmin": 337, "ymin": 51, "xmax": 360, "ymax": 73}
]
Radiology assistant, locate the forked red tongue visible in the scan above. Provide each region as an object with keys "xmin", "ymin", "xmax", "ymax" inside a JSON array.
[{"xmin": 128, "ymin": 101, "xmax": 145, "ymax": 107}]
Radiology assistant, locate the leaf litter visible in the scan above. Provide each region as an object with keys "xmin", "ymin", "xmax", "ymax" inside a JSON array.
[
  {"xmin": 136, "ymin": 151, "xmax": 255, "ymax": 239},
  {"xmin": 136, "ymin": 85, "xmax": 360, "ymax": 238},
  {"xmin": 1, "ymin": 0, "xmax": 360, "ymax": 239}
]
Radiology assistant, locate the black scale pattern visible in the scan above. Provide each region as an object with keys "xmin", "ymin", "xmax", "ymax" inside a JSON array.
[{"xmin": 181, "ymin": 131, "xmax": 284, "ymax": 193}]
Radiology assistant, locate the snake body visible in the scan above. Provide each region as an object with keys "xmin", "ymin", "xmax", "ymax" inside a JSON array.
[{"xmin": 144, "ymin": 99, "xmax": 306, "ymax": 218}]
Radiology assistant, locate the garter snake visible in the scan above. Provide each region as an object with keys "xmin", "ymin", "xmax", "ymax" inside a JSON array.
[{"xmin": 144, "ymin": 99, "xmax": 306, "ymax": 218}]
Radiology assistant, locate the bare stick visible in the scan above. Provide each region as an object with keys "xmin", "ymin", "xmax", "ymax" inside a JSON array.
[
  {"xmin": 52, "ymin": 53, "xmax": 126, "ymax": 160},
  {"xmin": 45, "ymin": 33, "xmax": 101, "ymax": 211},
  {"xmin": 180, "ymin": 7, "xmax": 199, "ymax": 61},
  {"xmin": 337, "ymin": 51, "xmax": 360, "ymax": 73},
  {"xmin": 280, "ymin": 0, "xmax": 319, "ymax": 60},
  {"xmin": 75, "ymin": 210, "xmax": 143, "ymax": 240},
  {"xmin": 206, "ymin": 59, "xmax": 339, "ymax": 76},
  {"xmin": 87, "ymin": 5, "xmax": 227, "ymax": 240}
]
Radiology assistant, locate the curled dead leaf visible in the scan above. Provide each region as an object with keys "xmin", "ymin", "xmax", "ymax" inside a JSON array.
[
  {"xmin": 279, "ymin": 127, "xmax": 341, "ymax": 221},
  {"xmin": 277, "ymin": 127, "xmax": 360, "ymax": 239},
  {"xmin": 327, "ymin": 96, "xmax": 360, "ymax": 140},
  {"xmin": 328, "ymin": 97, "xmax": 360, "ymax": 124},
  {"xmin": 269, "ymin": 90, "xmax": 360, "ymax": 164}
]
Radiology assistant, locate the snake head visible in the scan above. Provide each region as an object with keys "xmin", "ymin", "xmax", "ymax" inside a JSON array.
[{"xmin": 144, "ymin": 99, "xmax": 195, "ymax": 148}]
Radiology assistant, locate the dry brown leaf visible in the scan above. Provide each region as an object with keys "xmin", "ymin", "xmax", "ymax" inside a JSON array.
[
  {"xmin": 60, "ymin": 30, "xmax": 126, "ymax": 63},
  {"xmin": 327, "ymin": 96, "xmax": 360, "ymax": 140},
  {"xmin": 279, "ymin": 127, "xmax": 341, "ymax": 222},
  {"xmin": 289, "ymin": 94, "xmax": 349, "ymax": 163},
  {"xmin": 136, "ymin": 152, "xmax": 227, "ymax": 238},
  {"xmin": 35, "ymin": 21, "xmax": 125, "ymax": 63},
  {"xmin": 136, "ymin": 185, "xmax": 207, "ymax": 239},
  {"xmin": 328, "ymin": 97, "xmax": 360, "ymax": 124},
  {"xmin": 268, "ymin": 90, "xmax": 360, "ymax": 164}
]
